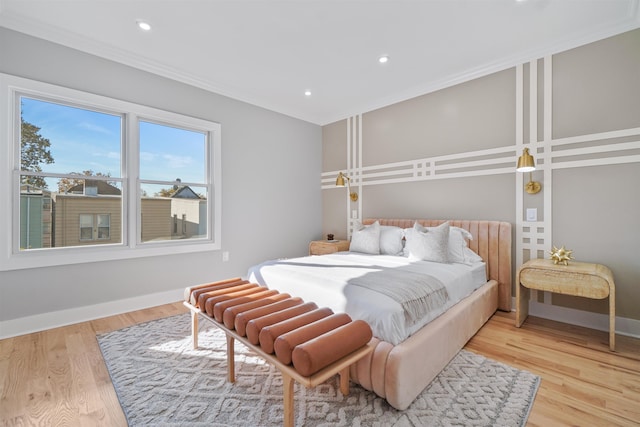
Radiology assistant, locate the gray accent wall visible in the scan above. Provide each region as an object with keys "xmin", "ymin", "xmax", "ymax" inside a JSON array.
[
  {"xmin": 322, "ymin": 29, "xmax": 640, "ymax": 322},
  {"xmin": 0, "ymin": 28, "xmax": 322, "ymax": 329}
]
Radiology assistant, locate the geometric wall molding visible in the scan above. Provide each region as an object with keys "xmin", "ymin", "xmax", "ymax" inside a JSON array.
[{"xmin": 321, "ymin": 56, "xmax": 640, "ymax": 256}]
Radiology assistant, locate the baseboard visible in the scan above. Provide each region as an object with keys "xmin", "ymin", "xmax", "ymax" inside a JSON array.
[
  {"xmin": 0, "ymin": 288, "xmax": 184, "ymax": 340},
  {"xmin": 3, "ymin": 291, "xmax": 638, "ymax": 341},
  {"xmin": 512, "ymin": 296, "xmax": 640, "ymax": 339}
]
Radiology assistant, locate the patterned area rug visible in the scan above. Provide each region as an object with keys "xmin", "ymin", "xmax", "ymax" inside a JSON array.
[{"xmin": 98, "ymin": 314, "xmax": 539, "ymax": 426}]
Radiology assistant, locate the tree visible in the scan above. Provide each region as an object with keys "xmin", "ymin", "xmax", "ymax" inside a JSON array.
[
  {"xmin": 58, "ymin": 170, "xmax": 113, "ymax": 193},
  {"xmin": 155, "ymin": 187, "xmax": 177, "ymax": 197},
  {"xmin": 155, "ymin": 178, "xmax": 181, "ymax": 197},
  {"xmin": 21, "ymin": 117, "xmax": 54, "ymax": 189}
]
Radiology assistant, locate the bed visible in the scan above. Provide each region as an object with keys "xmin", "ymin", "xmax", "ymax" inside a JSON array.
[{"xmin": 248, "ymin": 218, "xmax": 512, "ymax": 410}]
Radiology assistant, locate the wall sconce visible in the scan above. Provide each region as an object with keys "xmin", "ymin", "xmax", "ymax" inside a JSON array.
[
  {"xmin": 336, "ymin": 172, "xmax": 358, "ymax": 202},
  {"xmin": 516, "ymin": 148, "xmax": 541, "ymax": 194}
]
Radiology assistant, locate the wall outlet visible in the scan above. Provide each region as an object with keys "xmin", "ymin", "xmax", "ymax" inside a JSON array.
[
  {"xmin": 526, "ymin": 208, "xmax": 537, "ymax": 222},
  {"xmin": 222, "ymin": 251, "xmax": 229, "ymax": 262}
]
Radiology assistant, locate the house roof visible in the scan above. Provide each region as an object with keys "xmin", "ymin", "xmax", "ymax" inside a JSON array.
[
  {"xmin": 67, "ymin": 180, "xmax": 121, "ymax": 196},
  {"xmin": 171, "ymin": 186, "xmax": 201, "ymax": 199}
]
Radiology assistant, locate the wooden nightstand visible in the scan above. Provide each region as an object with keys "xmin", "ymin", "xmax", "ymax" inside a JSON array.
[
  {"xmin": 516, "ymin": 258, "xmax": 616, "ymax": 351},
  {"xmin": 308, "ymin": 240, "xmax": 350, "ymax": 256}
]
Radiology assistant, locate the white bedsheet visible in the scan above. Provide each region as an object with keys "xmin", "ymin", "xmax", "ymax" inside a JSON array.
[{"xmin": 247, "ymin": 252, "xmax": 487, "ymax": 345}]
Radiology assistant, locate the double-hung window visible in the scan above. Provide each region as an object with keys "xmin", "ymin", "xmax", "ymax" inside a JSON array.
[{"xmin": 0, "ymin": 74, "xmax": 222, "ymax": 271}]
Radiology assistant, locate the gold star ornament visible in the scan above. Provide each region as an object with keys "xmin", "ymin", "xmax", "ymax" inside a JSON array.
[{"xmin": 549, "ymin": 245, "xmax": 574, "ymax": 265}]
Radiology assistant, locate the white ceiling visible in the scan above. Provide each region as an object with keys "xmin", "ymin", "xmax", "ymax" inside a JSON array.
[{"xmin": 1, "ymin": 0, "xmax": 639, "ymax": 125}]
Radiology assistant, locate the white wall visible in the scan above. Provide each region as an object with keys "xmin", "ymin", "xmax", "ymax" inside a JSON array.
[{"xmin": 0, "ymin": 28, "xmax": 322, "ymax": 337}]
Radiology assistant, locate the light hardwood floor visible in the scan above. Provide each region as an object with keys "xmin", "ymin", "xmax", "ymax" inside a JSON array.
[{"xmin": 1, "ymin": 305, "xmax": 638, "ymax": 426}]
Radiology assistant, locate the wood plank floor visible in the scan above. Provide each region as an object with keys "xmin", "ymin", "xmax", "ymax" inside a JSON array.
[{"xmin": 1, "ymin": 305, "xmax": 638, "ymax": 426}]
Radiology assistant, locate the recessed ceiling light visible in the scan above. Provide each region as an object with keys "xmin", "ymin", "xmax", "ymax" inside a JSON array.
[
  {"xmin": 137, "ymin": 20, "xmax": 152, "ymax": 31},
  {"xmin": 304, "ymin": 90, "xmax": 312, "ymax": 96},
  {"xmin": 378, "ymin": 55, "xmax": 389, "ymax": 64}
]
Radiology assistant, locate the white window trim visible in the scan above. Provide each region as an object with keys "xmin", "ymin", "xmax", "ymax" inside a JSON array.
[{"xmin": 0, "ymin": 73, "xmax": 222, "ymax": 271}]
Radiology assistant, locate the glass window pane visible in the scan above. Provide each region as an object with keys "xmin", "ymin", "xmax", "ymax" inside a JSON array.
[
  {"xmin": 18, "ymin": 96, "xmax": 123, "ymax": 251},
  {"xmin": 140, "ymin": 183, "xmax": 208, "ymax": 243},
  {"xmin": 79, "ymin": 214, "xmax": 93, "ymax": 228},
  {"xmin": 20, "ymin": 97, "xmax": 122, "ymax": 179},
  {"xmin": 20, "ymin": 176, "xmax": 122, "ymax": 250},
  {"xmin": 79, "ymin": 214, "xmax": 93, "ymax": 241},
  {"xmin": 139, "ymin": 121, "xmax": 206, "ymax": 183},
  {"xmin": 97, "ymin": 214, "xmax": 110, "ymax": 239},
  {"xmin": 97, "ymin": 214, "xmax": 110, "ymax": 226}
]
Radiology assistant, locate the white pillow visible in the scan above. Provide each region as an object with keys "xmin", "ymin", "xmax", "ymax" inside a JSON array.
[
  {"xmin": 350, "ymin": 220, "xmax": 381, "ymax": 254},
  {"xmin": 379, "ymin": 225, "xmax": 404, "ymax": 256},
  {"xmin": 449, "ymin": 226, "xmax": 473, "ymax": 264},
  {"xmin": 404, "ymin": 221, "xmax": 450, "ymax": 263},
  {"xmin": 463, "ymin": 246, "xmax": 484, "ymax": 264}
]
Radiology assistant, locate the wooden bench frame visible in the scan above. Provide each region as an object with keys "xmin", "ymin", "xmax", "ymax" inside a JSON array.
[{"xmin": 184, "ymin": 302, "xmax": 374, "ymax": 427}]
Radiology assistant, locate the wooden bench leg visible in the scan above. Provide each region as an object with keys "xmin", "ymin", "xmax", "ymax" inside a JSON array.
[
  {"xmin": 190, "ymin": 311, "xmax": 199, "ymax": 349},
  {"xmin": 226, "ymin": 334, "xmax": 235, "ymax": 383},
  {"xmin": 339, "ymin": 367, "xmax": 350, "ymax": 396},
  {"xmin": 282, "ymin": 373, "xmax": 294, "ymax": 427}
]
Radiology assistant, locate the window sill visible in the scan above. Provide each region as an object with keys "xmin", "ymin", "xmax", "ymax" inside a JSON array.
[{"xmin": 0, "ymin": 240, "xmax": 221, "ymax": 272}]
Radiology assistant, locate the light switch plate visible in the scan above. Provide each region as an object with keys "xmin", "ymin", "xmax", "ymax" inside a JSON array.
[
  {"xmin": 526, "ymin": 208, "xmax": 537, "ymax": 222},
  {"xmin": 352, "ymin": 210, "xmax": 358, "ymax": 219}
]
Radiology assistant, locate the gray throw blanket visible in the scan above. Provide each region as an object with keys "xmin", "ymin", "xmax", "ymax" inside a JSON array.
[{"xmin": 348, "ymin": 267, "xmax": 450, "ymax": 324}]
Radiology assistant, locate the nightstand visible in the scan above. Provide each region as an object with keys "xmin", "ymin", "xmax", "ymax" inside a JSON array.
[
  {"xmin": 308, "ymin": 240, "xmax": 350, "ymax": 256},
  {"xmin": 516, "ymin": 258, "xmax": 616, "ymax": 351}
]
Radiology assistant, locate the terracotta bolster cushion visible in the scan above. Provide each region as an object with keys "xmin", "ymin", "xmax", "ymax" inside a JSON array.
[
  {"xmin": 259, "ymin": 307, "xmax": 333, "ymax": 354},
  {"xmin": 213, "ymin": 289, "xmax": 280, "ymax": 322},
  {"xmin": 274, "ymin": 313, "xmax": 352, "ymax": 365},
  {"xmin": 203, "ymin": 285, "xmax": 262, "ymax": 317},
  {"xmin": 222, "ymin": 293, "xmax": 291, "ymax": 331},
  {"xmin": 292, "ymin": 320, "xmax": 373, "ymax": 377},
  {"xmin": 183, "ymin": 277, "xmax": 243, "ymax": 303},
  {"xmin": 246, "ymin": 302, "xmax": 318, "ymax": 345},
  {"xmin": 234, "ymin": 297, "xmax": 303, "ymax": 337},
  {"xmin": 191, "ymin": 280, "xmax": 250, "ymax": 308}
]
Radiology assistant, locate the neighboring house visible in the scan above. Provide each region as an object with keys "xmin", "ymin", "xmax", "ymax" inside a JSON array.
[
  {"xmin": 19, "ymin": 185, "xmax": 52, "ymax": 249},
  {"xmin": 53, "ymin": 181, "xmax": 123, "ymax": 247},
  {"xmin": 140, "ymin": 197, "xmax": 172, "ymax": 242},
  {"xmin": 170, "ymin": 185, "xmax": 207, "ymax": 239},
  {"xmin": 51, "ymin": 180, "xmax": 205, "ymax": 245}
]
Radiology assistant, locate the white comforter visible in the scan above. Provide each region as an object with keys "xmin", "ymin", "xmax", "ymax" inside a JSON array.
[{"xmin": 247, "ymin": 252, "xmax": 487, "ymax": 345}]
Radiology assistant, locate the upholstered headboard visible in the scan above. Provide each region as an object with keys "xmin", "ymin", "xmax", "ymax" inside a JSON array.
[{"xmin": 362, "ymin": 219, "xmax": 512, "ymax": 311}]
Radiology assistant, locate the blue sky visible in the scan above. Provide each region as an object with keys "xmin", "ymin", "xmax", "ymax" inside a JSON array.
[{"xmin": 21, "ymin": 97, "xmax": 206, "ymax": 194}]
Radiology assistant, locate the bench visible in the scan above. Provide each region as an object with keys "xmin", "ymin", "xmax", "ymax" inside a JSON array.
[{"xmin": 183, "ymin": 278, "xmax": 374, "ymax": 427}]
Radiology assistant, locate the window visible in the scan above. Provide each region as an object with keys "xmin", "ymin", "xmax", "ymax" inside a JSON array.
[
  {"xmin": 0, "ymin": 74, "xmax": 222, "ymax": 271},
  {"xmin": 79, "ymin": 214, "xmax": 94, "ymax": 241},
  {"xmin": 78, "ymin": 214, "xmax": 110, "ymax": 241},
  {"xmin": 98, "ymin": 214, "xmax": 110, "ymax": 240}
]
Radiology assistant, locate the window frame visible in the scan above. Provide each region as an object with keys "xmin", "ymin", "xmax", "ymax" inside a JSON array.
[{"xmin": 0, "ymin": 73, "xmax": 222, "ymax": 271}]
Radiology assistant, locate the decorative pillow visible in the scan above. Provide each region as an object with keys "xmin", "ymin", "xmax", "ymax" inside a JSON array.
[
  {"xmin": 350, "ymin": 220, "xmax": 380, "ymax": 254},
  {"xmin": 449, "ymin": 226, "xmax": 473, "ymax": 264},
  {"xmin": 379, "ymin": 225, "xmax": 404, "ymax": 256},
  {"xmin": 404, "ymin": 221, "xmax": 450, "ymax": 263}
]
